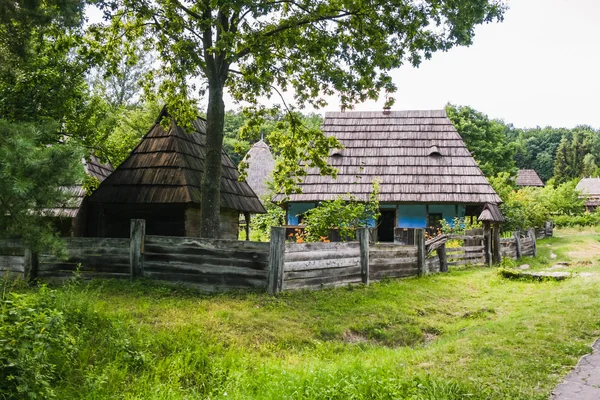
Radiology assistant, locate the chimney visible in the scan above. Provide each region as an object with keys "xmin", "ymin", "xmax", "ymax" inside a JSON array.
[{"xmin": 383, "ymin": 106, "xmax": 391, "ymax": 115}]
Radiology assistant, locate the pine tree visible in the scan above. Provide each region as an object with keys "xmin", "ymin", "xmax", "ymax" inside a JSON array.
[{"xmin": 553, "ymin": 137, "xmax": 572, "ymax": 185}]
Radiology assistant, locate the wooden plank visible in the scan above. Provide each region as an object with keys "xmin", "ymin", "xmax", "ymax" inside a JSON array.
[
  {"xmin": 0, "ymin": 255, "xmax": 24, "ymax": 267},
  {"xmin": 415, "ymin": 229, "xmax": 426, "ymax": 277},
  {"xmin": 37, "ymin": 263, "xmax": 130, "ymax": 273},
  {"xmin": 446, "ymin": 253, "xmax": 485, "ymax": 261},
  {"xmin": 368, "ymin": 256, "xmax": 418, "ymax": 268},
  {"xmin": 146, "ymin": 235, "xmax": 270, "ymax": 252},
  {"xmin": 358, "ymin": 227, "xmax": 369, "ymax": 285},
  {"xmin": 63, "ymin": 237, "xmax": 130, "ymax": 249},
  {"xmin": 284, "ymin": 249, "xmax": 359, "ymax": 263},
  {"xmin": 144, "ymin": 261, "xmax": 268, "ymax": 278},
  {"xmin": 284, "ymin": 265, "xmax": 362, "ymax": 281},
  {"xmin": 143, "ymin": 253, "xmax": 268, "ymax": 271},
  {"xmin": 370, "ymin": 263, "xmax": 419, "ymax": 275},
  {"xmin": 144, "ymin": 271, "xmax": 267, "ymax": 289},
  {"xmin": 37, "ymin": 271, "xmax": 130, "ymax": 280},
  {"xmin": 145, "ymin": 244, "xmax": 269, "ymax": 262},
  {"xmin": 0, "ymin": 247, "xmax": 25, "ymax": 256},
  {"xmin": 130, "ymin": 219, "xmax": 145, "ymax": 280},
  {"xmin": 268, "ymin": 227, "xmax": 285, "ymax": 295},
  {"xmin": 282, "ymin": 273, "xmax": 362, "ymax": 290},
  {"xmin": 370, "ymin": 268, "xmax": 418, "ymax": 280},
  {"xmin": 56, "ymin": 247, "xmax": 130, "ymax": 257},
  {"xmin": 448, "ymin": 258, "xmax": 485, "ymax": 266},
  {"xmin": 284, "ymin": 257, "xmax": 360, "ymax": 272},
  {"xmin": 39, "ymin": 254, "xmax": 130, "ymax": 266},
  {"xmin": 438, "ymin": 242, "xmax": 448, "ymax": 272},
  {"xmin": 285, "ymin": 241, "xmax": 359, "ymax": 253},
  {"xmin": 369, "ymin": 248, "xmax": 418, "ymax": 259}
]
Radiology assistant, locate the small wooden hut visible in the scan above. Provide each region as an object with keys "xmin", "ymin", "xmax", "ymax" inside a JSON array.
[
  {"xmin": 576, "ymin": 177, "xmax": 600, "ymax": 212},
  {"xmin": 49, "ymin": 155, "xmax": 113, "ymax": 236},
  {"xmin": 516, "ymin": 169, "xmax": 544, "ymax": 187},
  {"xmin": 86, "ymin": 108, "xmax": 265, "ymax": 239},
  {"xmin": 242, "ymin": 139, "xmax": 275, "ymax": 201},
  {"xmin": 277, "ymin": 109, "xmax": 502, "ymax": 243}
]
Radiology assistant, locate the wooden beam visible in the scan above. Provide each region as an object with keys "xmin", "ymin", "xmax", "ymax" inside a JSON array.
[
  {"xmin": 483, "ymin": 222, "xmax": 492, "ymax": 267},
  {"xmin": 357, "ymin": 227, "xmax": 369, "ymax": 285},
  {"xmin": 130, "ymin": 219, "xmax": 146, "ymax": 281},
  {"xmin": 23, "ymin": 248, "xmax": 38, "ymax": 282},
  {"xmin": 415, "ymin": 228, "xmax": 426, "ymax": 276},
  {"xmin": 492, "ymin": 223, "xmax": 501, "ymax": 265},
  {"xmin": 244, "ymin": 212, "xmax": 250, "ymax": 241},
  {"xmin": 438, "ymin": 242, "xmax": 448, "ymax": 272},
  {"xmin": 268, "ymin": 227, "xmax": 285, "ymax": 294},
  {"xmin": 514, "ymin": 231, "xmax": 522, "ymax": 259}
]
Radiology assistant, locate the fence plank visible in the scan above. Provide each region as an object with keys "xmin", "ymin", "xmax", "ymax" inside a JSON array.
[
  {"xmin": 358, "ymin": 228, "xmax": 369, "ymax": 285},
  {"xmin": 285, "ymin": 265, "xmax": 362, "ymax": 281},
  {"xmin": 268, "ymin": 227, "xmax": 286, "ymax": 295}
]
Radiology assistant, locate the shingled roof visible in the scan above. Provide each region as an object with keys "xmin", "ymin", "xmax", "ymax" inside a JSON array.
[
  {"xmin": 516, "ymin": 169, "xmax": 544, "ymax": 187},
  {"xmin": 576, "ymin": 178, "xmax": 600, "ymax": 196},
  {"xmin": 243, "ymin": 140, "xmax": 275, "ymax": 200},
  {"xmin": 48, "ymin": 155, "xmax": 114, "ymax": 218},
  {"xmin": 89, "ymin": 109, "xmax": 265, "ymax": 214},
  {"xmin": 279, "ymin": 110, "xmax": 501, "ymax": 204}
]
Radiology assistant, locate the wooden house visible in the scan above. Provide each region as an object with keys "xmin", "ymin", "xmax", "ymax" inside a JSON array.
[
  {"xmin": 86, "ymin": 108, "xmax": 265, "ymax": 239},
  {"xmin": 242, "ymin": 139, "xmax": 275, "ymax": 201},
  {"xmin": 278, "ymin": 110, "xmax": 501, "ymax": 243},
  {"xmin": 516, "ymin": 169, "xmax": 544, "ymax": 187},
  {"xmin": 48, "ymin": 155, "xmax": 113, "ymax": 236},
  {"xmin": 576, "ymin": 178, "xmax": 600, "ymax": 212}
]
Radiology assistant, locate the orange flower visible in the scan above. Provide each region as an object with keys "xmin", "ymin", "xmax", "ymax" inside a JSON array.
[{"xmin": 296, "ymin": 237, "xmax": 304, "ymax": 243}]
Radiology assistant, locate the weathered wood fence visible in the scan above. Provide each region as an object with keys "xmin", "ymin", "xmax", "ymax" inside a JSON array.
[
  {"xmin": 0, "ymin": 220, "xmax": 538, "ymax": 294},
  {"xmin": 499, "ymin": 228, "xmax": 537, "ymax": 259}
]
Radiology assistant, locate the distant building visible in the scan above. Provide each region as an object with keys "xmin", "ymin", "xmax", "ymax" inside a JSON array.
[
  {"xmin": 86, "ymin": 107, "xmax": 265, "ymax": 239},
  {"xmin": 275, "ymin": 109, "xmax": 502, "ymax": 243},
  {"xmin": 576, "ymin": 178, "xmax": 600, "ymax": 212},
  {"xmin": 243, "ymin": 139, "xmax": 275, "ymax": 201},
  {"xmin": 516, "ymin": 169, "xmax": 544, "ymax": 187},
  {"xmin": 48, "ymin": 155, "xmax": 113, "ymax": 237}
]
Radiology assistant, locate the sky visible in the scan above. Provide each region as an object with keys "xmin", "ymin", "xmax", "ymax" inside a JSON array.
[
  {"xmin": 88, "ymin": 0, "xmax": 600, "ymax": 129},
  {"xmin": 327, "ymin": 0, "xmax": 600, "ymax": 129}
]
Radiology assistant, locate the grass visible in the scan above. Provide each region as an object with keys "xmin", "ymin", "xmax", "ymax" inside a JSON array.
[{"xmin": 2, "ymin": 228, "xmax": 600, "ymax": 399}]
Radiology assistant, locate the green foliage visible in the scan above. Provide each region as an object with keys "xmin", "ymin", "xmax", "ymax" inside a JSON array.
[
  {"xmin": 439, "ymin": 217, "xmax": 482, "ymax": 235},
  {"xmin": 0, "ymin": 285, "xmax": 78, "ymax": 400},
  {"xmin": 302, "ymin": 181, "xmax": 380, "ymax": 241},
  {"xmin": 89, "ymin": 0, "xmax": 506, "ymax": 236},
  {"xmin": 248, "ymin": 202, "xmax": 286, "ymax": 242},
  {"xmin": 0, "ymin": 120, "xmax": 83, "ymax": 251},
  {"xmin": 446, "ymin": 104, "xmax": 517, "ymax": 177},
  {"xmin": 553, "ymin": 212, "xmax": 600, "ymax": 228}
]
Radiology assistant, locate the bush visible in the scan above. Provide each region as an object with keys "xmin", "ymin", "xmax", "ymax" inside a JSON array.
[
  {"xmin": 0, "ymin": 285, "xmax": 78, "ymax": 399},
  {"xmin": 553, "ymin": 212, "xmax": 600, "ymax": 228}
]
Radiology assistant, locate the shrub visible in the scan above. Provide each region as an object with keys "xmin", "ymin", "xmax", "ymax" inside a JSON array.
[{"xmin": 0, "ymin": 285, "xmax": 78, "ymax": 399}]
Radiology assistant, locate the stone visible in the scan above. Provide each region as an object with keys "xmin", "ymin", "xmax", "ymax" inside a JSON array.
[{"xmin": 517, "ymin": 264, "xmax": 530, "ymax": 270}]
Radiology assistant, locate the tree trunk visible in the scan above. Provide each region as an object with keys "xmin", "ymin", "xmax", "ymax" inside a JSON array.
[{"xmin": 199, "ymin": 82, "xmax": 226, "ymax": 237}]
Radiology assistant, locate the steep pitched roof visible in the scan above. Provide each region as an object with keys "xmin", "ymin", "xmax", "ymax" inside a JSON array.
[
  {"xmin": 89, "ymin": 110, "xmax": 265, "ymax": 213},
  {"xmin": 516, "ymin": 169, "xmax": 544, "ymax": 187},
  {"xmin": 49, "ymin": 156, "xmax": 114, "ymax": 218},
  {"xmin": 279, "ymin": 110, "xmax": 501, "ymax": 204},
  {"xmin": 243, "ymin": 139, "xmax": 275, "ymax": 200},
  {"xmin": 576, "ymin": 178, "xmax": 600, "ymax": 196}
]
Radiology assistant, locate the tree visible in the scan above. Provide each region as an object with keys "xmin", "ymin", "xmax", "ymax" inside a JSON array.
[
  {"xmin": 91, "ymin": 0, "xmax": 506, "ymax": 237},
  {"xmin": 446, "ymin": 104, "xmax": 516, "ymax": 177},
  {"xmin": 0, "ymin": 121, "xmax": 83, "ymax": 251},
  {"xmin": 553, "ymin": 137, "xmax": 572, "ymax": 185},
  {"xmin": 582, "ymin": 154, "xmax": 599, "ymax": 178}
]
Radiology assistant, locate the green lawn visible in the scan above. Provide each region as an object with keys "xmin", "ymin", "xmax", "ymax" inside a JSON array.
[{"xmin": 2, "ymin": 228, "xmax": 600, "ymax": 399}]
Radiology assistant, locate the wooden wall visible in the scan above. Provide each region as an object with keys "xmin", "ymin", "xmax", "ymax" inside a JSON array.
[
  {"xmin": 0, "ymin": 240, "xmax": 25, "ymax": 276},
  {"xmin": 283, "ymin": 242, "xmax": 362, "ymax": 290},
  {"xmin": 369, "ymin": 243, "xmax": 419, "ymax": 279},
  {"xmin": 144, "ymin": 235, "xmax": 270, "ymax": 292},
  {"xmin": 38, "ymin": 238, "xmax": 130, "ymax": 281}
]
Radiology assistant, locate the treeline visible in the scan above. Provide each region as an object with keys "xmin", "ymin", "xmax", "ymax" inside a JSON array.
[{"xmin": 446, "ymin": 104, "xmax": 600, "ymax": 184}]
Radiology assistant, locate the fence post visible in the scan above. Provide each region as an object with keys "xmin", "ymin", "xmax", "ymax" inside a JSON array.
[
  {"xmin": 130, "ymin": 219, "xmax": 146, "ymax": 281},
  {"xmin": 357, "ymin": 228, "xmax": 369, "ymax": 284},
  {"xmin": 438, "ymin": 242, "xmax": 448, "ymax": 272},
  {"xmin": 483, "ymin": 222, "xmax": 492, "ymax": 267},
  {"xmin": 528, "ymin": 228, "xmax": 537, "ymax": 257},
  {"xmin": 513, "ymin": 231, "xmax": 522, "ymax": 260},
  {"xmin": 23, "ymin": 248, "xmax": 38, "ymax": 282},
  {"xmin": 268, "ymin": 227, "xmax": 286, "ymax": 294},
  {"xmin": 492, "ymin": 223, "xmax": 501, "ymax": 265},
  {"xmin": 545, "ymin": 221, "xmax": 553, "ymax": 238},
  {"xmin": 415, "ymin": 228, "xmax": 426, "ymax": 276}
]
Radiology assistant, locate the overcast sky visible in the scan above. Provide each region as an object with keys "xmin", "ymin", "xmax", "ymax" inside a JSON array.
[
  {"xmin": 88, "ymin": 0, "xmax": 600, "ymax": 129},
  {"xmin": 328, "ymin": 0, "xmax": 600, "ymax": 129}
]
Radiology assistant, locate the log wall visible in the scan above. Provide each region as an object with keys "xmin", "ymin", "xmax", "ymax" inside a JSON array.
[
  {"xmin": 283, "ymin": 242, "xmax": 362, "ymax": 290},
  {"xmin": 369, "ymin": 243, "xmax": 419, "ymax": 280},
  {"xmin": 38, "ymin": 238, "xmax": 130, "ymax": 281},
  {"xmin": 144, "ymin": 235, "xmax": 270, "ymax": 292},
  {"xmin": 0, "ymin": 240, "xmax": 25, "ymax": 276}
]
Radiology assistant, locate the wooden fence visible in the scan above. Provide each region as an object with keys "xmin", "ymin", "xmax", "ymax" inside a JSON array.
[
  {"xmin": 500, "ymin": 228, "xmax": 537, "ymax": 259},
  {"xmin": 0, "ymin": 220, "xmax": 538, "ymax": 294}
]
